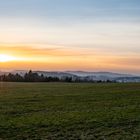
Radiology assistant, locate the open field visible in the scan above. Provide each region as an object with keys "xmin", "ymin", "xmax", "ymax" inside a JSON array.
[{"xmin": 0, "ymin": 82, "xmax": 140, "ymax": 139}]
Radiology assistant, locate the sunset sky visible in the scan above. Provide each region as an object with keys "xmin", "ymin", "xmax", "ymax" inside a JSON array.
[{"xmin": 0, "ymin": 0, "xmax": 140, "ymax": 74}]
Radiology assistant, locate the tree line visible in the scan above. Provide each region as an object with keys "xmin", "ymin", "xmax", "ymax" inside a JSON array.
[
  {"xmin": 0, "ymin": 70, "xmax": 73, "ymax": 82},
  {"xmin": 0, "ymin": 70, "xmax": 115, "ymax": 83}
]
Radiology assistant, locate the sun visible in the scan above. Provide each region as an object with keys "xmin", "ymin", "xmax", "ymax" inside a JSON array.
[{"xmin": 0, "ymin": 54, "xmax": 16, "ymax": 62}]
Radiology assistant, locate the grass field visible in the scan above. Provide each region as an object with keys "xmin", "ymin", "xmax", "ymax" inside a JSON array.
[{"xmin": 0, "ymin": 82, "xmax": 140, "ymax": 140}]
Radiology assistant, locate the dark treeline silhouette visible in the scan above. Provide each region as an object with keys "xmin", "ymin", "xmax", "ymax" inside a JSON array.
[
  {"xmin": 0, "ymin": 70, "xmax": 73, "ymax": 82},
  {"xmin": 0, "ymin": 70, "xmax": 114, "ymax": 83}
]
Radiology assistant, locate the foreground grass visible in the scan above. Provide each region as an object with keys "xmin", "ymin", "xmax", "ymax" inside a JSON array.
[{"xmin": 0, "ymin": 82, "xmax": 140, "ymax": 140}]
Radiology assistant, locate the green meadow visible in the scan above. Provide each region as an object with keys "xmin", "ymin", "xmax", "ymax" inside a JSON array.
[{"xmin": 0, "ymin": 82, "xmax": 140, "ymax": 139}]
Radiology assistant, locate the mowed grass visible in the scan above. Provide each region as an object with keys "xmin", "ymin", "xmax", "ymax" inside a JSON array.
[{"xmin": 0, "ymin": 83, "xmax": 140, "ymax": 140}]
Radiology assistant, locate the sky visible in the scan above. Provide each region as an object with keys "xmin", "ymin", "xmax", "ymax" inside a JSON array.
[{"xmin": 0, "ymin": 0, "xmax": 140, "ymax": 74}]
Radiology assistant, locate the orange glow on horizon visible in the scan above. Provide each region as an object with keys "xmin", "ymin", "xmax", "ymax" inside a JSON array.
[{"xmin": 0, "ymin": 44, "xmax": 139, "ymax": 74}]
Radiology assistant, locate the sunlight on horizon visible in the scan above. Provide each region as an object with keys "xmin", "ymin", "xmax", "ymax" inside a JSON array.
[{"xmin": 0, "ymin": 54, "xmax": 17, "ymax": 62}]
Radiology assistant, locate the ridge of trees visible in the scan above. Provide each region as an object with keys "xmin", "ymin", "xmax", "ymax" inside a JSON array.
[
  {"xmin": 0, "ymin": 70, "xmax": 73, "ymax": 82},
  {"xmin": 0, "ymin": 70, "xmax": 114, "ymax": 83}
]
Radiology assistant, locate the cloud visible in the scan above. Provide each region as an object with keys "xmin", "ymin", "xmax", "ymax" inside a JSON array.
[{"xmin": 0, "ymin": 44, "xmax": 98, "ymax": 58}]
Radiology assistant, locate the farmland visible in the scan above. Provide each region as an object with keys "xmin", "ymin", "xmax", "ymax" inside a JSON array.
[{"xmin": 0, "ymin": 82, "xmax": 140, "ymax": 139}]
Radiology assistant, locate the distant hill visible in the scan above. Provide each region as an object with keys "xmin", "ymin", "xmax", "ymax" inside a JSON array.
[
  {"xmin": 11, "ymin": 70, "xmax": 28, "ymax": 76},
  {"xmin": 66, "ymin": 71, "xmax": 140, "ymax": 82},
  {"xmin": 0, "ymin": 71, "xmax": 9, "ymax": 76},
  {"xmin": 1, "ymin": 70, "xmax": 140, "ymax": 83},
  {"xmin": 35, "ymin": 71, "xmax": 77, "ymax": 80},
  {"xmin": 66, "ymin": 71, "xmax": 134, "ymax": 78}
]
